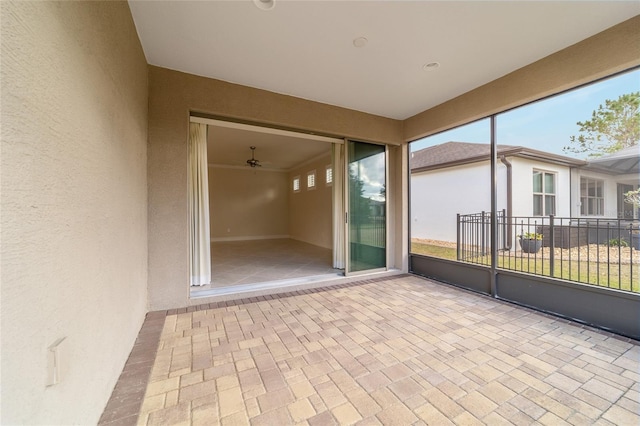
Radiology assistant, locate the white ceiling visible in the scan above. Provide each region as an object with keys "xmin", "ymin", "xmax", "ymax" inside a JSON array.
[
  {"xmin": 129, "ymin": 1, "xmax": 639, "ymax": 120},
  {"xmin": 130, "ymin": 1, "xmax": 639, "ymax": 169},
  {"xmin": 207, "ymin": 124, "xmax": 332, "ymax": 170}
]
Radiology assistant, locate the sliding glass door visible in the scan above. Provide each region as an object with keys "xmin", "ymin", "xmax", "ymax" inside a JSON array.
[{"xmin": 346, "ymin": 140, "xmax": 387, "ymax": 274}]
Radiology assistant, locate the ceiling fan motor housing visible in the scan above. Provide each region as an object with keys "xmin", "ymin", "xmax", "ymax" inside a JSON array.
[{"xmin": 247, "ymin": 146, "xmax": 261, "ymax": 167}]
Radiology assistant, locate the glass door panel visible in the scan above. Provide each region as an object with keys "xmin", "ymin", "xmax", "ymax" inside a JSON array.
[{"xmin": 347, "ymin": 140, "xmax": 386, "ymax": 274}]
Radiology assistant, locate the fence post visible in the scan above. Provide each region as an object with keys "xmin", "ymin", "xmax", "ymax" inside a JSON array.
[
  {"xmin": 549, "ymin": 214, "xmax": 555, "ymax": 277},
  {"xmin": 501, "ymin": 208, "xmax": 507, "ymax": 249},
  {"xmin": 456, "ymin": 213, "xmax": 461, "ymax": 260},
  {"xmin": 481, "ymin": 211, "xmax": 486, "ymax": 256}
]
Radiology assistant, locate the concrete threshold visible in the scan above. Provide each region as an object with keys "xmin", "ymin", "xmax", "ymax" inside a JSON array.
[{"xmin": 189, "ymin": 269, "xmax": 404, "ymax": 305}]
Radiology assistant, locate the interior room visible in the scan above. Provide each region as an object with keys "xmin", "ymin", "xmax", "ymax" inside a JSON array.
[{"xmin": 192, "ymin": 120, "xmax": 342, "ymax": 295}]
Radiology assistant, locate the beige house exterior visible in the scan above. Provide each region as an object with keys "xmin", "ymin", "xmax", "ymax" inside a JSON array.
[{"xmin": 1, "ymin": 2, "xmax": 639, "ymax": 424}]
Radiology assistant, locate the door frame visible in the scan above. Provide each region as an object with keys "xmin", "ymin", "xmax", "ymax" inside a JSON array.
[{"xmin": 344, "ymin": 139, "xmax": 389, "ymax": 277}]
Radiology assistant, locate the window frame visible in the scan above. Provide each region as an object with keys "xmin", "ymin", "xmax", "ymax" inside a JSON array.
[
  {"xmin": 532, "ymin": 169, "xmax": 556, "ymax": 216},
  {"xmin": 325, "ymin": 164, "xmax": 333, "ymax": 186},
  {"xmin": 307, "ymin": 170, "xmax": 316, "ymax": 190},
  {"xmin": 292, "ymin": 175, "xmax": 301, "ymax": 193},
  {"xmin": 580, "ymin": 177, "xmax": 605, "ymax": 216}
]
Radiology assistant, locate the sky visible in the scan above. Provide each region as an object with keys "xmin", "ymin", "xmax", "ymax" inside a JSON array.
[
  {"xmin": 410, "ymin": 68, "xmax": 640, "ymax": 160},
  {"xmin": 351, "ymin": 152, "xmax": 386, "ymax": 202}
]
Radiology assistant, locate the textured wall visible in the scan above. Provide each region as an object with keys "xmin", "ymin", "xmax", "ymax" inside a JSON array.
[
  {"xmin": 288, "ymin": 153, "xmax": 333, "ymax": 249},
  {"xmin": 1, "ymin": 2, "xmax": 148, "ymax": 424},
  {"xmin": 147, "ymin": 67, "xmax": 402, "ymax": 310},
  {"xmin": 209, "ymin": 167, "xmax": 289, "ymax": 240},
  {"xmin": 404, "ymin": 16, "xmax": 640, "ymax": 142}
]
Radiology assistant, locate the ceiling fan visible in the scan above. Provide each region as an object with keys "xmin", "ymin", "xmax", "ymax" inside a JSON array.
[{"xmin": 246, "ymin": 146, "xmax": 262, "ymax": 168}]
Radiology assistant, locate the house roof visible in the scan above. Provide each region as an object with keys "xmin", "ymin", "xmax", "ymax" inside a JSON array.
[
  {"xmin": 410, "ymin": 142, "xmax": 586, "ymax": 173},
  {"xmin": 583, "ymin": 145, "xmax": 640, "ymax": 175}
]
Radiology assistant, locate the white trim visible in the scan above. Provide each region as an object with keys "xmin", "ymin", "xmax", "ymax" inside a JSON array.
[
  {"xmin": 211, "ymin": 235, "xmax": 290, "ymax": 242},
  {"xmin": 333, "ymin": 143, "xmax": 345, "ymax": 269},
  {"xmin": 190, "ymin": 116, "xmax": 343, "ymax": 144}
]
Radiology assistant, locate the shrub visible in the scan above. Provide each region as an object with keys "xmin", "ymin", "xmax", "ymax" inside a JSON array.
[
  {"xmin": 519, "ymin": 232, "xmax": 543, "ymax": 240},
  {"xmin": 608, "ymin": 238, "xmax": 629, "ymax": 247}
]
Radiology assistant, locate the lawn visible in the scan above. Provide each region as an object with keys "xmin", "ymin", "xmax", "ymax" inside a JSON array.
[{"xmin": 411, "ymin": 241, "xmax": 640, "ymax": 293}]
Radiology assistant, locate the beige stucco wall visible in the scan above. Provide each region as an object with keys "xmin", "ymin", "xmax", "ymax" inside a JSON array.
[
  {"xmin": 148, "ymin": 67, "xmax": 402, "ymax": 310},
  {"xmin": 404, "ymin": 15, "xmax": 640, "ymax": 142},
  {"xmin": 209, "ymin": 167, "xmax": 289, "ymax": 240},
  {"xmin": 288, "ymin": 153, "xmax": 333, "ymax": 249},
  {"xmin": 1, "ymin": 2, "xmax": 148, "ymax": 424}
]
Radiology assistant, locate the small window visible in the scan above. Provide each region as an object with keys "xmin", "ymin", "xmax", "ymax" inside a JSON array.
[
  {"xmin": 293, "ymin": 176, "xmax": 300, "ymax": 193},
  {"xmin": 307, "ymin": 170, "xmax": 316, "ymax": 190},
  {"xmin": 580, "ymin": 177, "xmax": 604, "ymax": 216},
  {"xmin": 326, "ymin": 165, "xmax": 333, "ymax": 185},
  {"xmin": 533, "ymin": 170, "xmax": 556, "ymax": 216}
]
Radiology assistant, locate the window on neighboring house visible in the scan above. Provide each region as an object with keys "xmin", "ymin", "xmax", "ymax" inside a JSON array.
[
  {"xmin": 307, "ymin": 170, "xmax": 316, "ymax": 190},
  {"xmin": 325, "ymin": 165, "xmax": 333, "ymax": 185},
  {"xmin": 533, "ymin": 170, "xmax": 556, "ymax": 216},
  {"xmin": 581, "ymin": 177, "xmax": 604, "ymax": 216},
  {"xmin": 293, "ymin": 176, "xmax": 300, "ymax": 193}
]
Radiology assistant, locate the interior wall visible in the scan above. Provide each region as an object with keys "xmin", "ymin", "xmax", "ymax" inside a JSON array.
[
  {"xmin": 404, "ymin": 15, "xmax": 640, "ymax": 142},
  {"xmin": 209, "ymin": 167, "xmax": 289, "ymax": 240},
  {"xmin": 148, "ymin": 67, "xmax": 402, "ymax": 310},
  {"xmin": 288, "ymin": 153, "xmax": 333, "ymax": 249},
  {"xmin": 1, "ymin": 2, "xmax": 148, "ymax": 425}
]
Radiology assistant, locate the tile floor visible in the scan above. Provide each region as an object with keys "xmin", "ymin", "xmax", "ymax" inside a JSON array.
[
  {"xmin": 192, "ymin": 239, "xmax": 340, "ymax": 292},
  {"xmin": 102, "ymin": 275, "xmax": 639, "ymax": 426}
]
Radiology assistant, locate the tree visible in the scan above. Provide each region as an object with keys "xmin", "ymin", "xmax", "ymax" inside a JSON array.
[
  {"xmin": 625, "ymin": 189, "xmax": 640, "ymax": 208},
  {"xmin": 563, "ymin": 91, "xmax": 639, "ymax": 158},
  {"xmin": 348, "ymin": 166, "xmax": 371, "ymax": 225}
]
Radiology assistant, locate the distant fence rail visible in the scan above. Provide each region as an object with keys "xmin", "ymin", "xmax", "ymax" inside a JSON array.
[{"xmin": 457, "ymin": 212, "xmax": 639, "ymax": 293}]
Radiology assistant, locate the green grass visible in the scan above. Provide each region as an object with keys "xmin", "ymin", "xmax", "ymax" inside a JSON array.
[{"xmin": 411, "ymin": 242, "xmax": 639, "ymax": 293}]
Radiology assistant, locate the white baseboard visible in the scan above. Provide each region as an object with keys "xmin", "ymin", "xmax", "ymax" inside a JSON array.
[{"xmin": 211, "ymin": 235, "xmax": 290, "ymax": 242}]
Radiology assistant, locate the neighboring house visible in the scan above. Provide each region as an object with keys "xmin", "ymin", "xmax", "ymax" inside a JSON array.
[
  {"xmin": 577, "ymin": 145, "xmax": 640, "ymax": 220},
  {"xmin": 410, "ymin": 141, "xmax": 639, "ymax": 243}
]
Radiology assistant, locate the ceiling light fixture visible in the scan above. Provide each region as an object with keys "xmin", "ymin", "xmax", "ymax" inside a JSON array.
[
  {"xmin": 253, "ymin": 0, "xmax": 275, "ymax": 11},
  {"xmin": 422, "ymin": 62, "xmax": 440, "ymax": 72},
  {"xmin": 246, "ymin": 146, "xmax": 262, "ymax": 168},
  {"xmin": 353, "ymin": 37, "xmax": 368, "ymax": 48}
]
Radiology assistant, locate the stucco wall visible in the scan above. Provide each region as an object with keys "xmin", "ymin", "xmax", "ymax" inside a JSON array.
[
  {"xmin": 410, "ymin": 162, "xmax": 500, "ymax": 242},
  {"xmin": 209, "ymin": 167, "xmax": 289, "ymax": 240},
  {"xmin": 1, "ymin": 2, "xmax": 148, "ymax": 424},
  {"xmin": 147, "ymin": 67, "xmax": 402, "ymax": 310},
  {"xmin": 288, "ymin": 153, "xmax": 333, "ymax": 249}
]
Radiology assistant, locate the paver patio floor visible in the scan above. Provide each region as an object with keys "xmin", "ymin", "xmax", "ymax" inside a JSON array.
[{"xmin": 101, "ymin": 275, "xmax": 639, "ymax": 425}]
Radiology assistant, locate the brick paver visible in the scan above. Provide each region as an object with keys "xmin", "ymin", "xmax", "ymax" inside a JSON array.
[{"xmin": 102, "ymin": 275, "xmax": 639, "ymax": 425}]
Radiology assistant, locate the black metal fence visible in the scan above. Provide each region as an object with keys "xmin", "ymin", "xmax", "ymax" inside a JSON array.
[
  {"xmin": 456, "ymin": 211, "xmax": 506, "ymax": 262},
  {"xmin": 457, "ymin": 213, "xmax": 639, "ymax": 293},
  {"xmin": 350, "ymin": 215, "xmax": 386, "ymax": 248}
]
